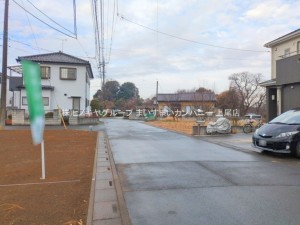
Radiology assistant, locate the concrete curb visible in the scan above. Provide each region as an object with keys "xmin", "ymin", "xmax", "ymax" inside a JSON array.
[
  {"xmin": 86, "ymin": 132, "xmax": 100, "ymax": 225},
  {"xmin": 105, "ymin": 133, "xmax": 132, "ymax": 225},
  {"xmin": 87, "ymin": 131, "xmax": 131, "ymax": 225}
]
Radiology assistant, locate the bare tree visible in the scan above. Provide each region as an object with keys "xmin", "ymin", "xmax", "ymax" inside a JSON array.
[
  {"xmin": 229, "ymin": 72, "xmax": 266, "ymax": 115},
  {"xmin": 195, "ymin": 87, "xmax": 215, "ymax": 112},
  {"xmin": 216, "ymin": 88, "xmax": 241, "ymax": 112}
]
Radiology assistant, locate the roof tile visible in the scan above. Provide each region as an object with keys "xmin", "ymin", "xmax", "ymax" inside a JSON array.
[{"xmin": 157, "ymin": 92, "xmax": 216, "ymax": 102}]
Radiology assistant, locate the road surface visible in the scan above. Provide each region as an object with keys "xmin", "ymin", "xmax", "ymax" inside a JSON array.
[{"xmin": 103, "ymin": 118, "xmax": 300, "ymax": 225}]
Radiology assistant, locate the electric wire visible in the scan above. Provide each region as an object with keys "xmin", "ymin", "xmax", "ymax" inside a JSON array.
[
  {"xmin": 8, "ymin": 37, "xmax": 54, "ymax": 52},
  {"xmin": 25, "ymin": 0, "xmax": 75, "ymax": 35},
  {"xmin": 91, "ymin": 0, "xmax": 102, "ymax": 81},
  {"xmin": 100, "ymin": 0, "xmax": 105, "ymax": 85},
  {"xmin": 76, "ymin": 38, "xmax": 99, "ymax": 78},
  {"xmin": 107, "ymin": 0, "xmax": 117, "ymax": 64},
  {"xmin": 106, "ymin": 0, "xmax": 109, "ymax": 60},
  {"xmin": 73, "ymin": 0, "xmax": 78, "ymax": 38},
  {"xmin": 21, "ymin": 0, "xmax": 40, "ymax": 53},
  {"xmin": 119, "ymin": 14, "xmax": 270, "ymax": 53},
  {"xmin": 12, "ymin": 0, "xmax": 77, "ymax": 39}
]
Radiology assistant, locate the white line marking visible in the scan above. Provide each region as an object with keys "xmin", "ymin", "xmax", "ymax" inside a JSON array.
[{"xmin": 0, "ymin": 179, "xmax": 81, "ymax": 187}]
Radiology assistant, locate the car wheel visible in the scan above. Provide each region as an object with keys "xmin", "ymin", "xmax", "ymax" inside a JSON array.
[{"xmin": 293, "ymin": 142, "xmax": 300, "ymax": 158}]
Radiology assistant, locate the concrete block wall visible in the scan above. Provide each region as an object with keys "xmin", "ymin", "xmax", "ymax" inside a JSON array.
[
  {"xmin": 69, "ymin": 114, "xmax": 78, "ymax": 125},
  {"xmin": 45, "ymin": 109, "xmax": 61, "ymax": 125},
  {"xmin": 78, "ymin": 117, "xmax": 99, "ymax": 125},
  {"xmin": 69, "ymin": 116, "xmax": 99, "ymax": 125},
  {"xmin": 12, "ymin": 109, "xmax": 25, "ymax": 125},
  {"xmin": 10, "ymin": 109, "xmax": 109, "ymax": 126}
]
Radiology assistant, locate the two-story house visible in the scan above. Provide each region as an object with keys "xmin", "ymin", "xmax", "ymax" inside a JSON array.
[
  {"xmin": 11, "ymin": 51, "xmax": 94, "ymax": 113},
  {"xmin": 261, "ymin": 29, "xmax": 300, "ymax": 121}
]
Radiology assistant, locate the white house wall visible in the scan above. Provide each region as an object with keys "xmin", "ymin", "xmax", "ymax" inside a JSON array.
[
  {"xmin": 0, "ymin": 77, "xmax": 13, "ymax": 108},
  {"xmin": 49, "ymin": 65, "xmax": 87, "ymax": 111},
  {"xmin": 14, "ymin": 63, "xmax": 90, "ymax": 113},
  {"xmin": 9, "ymin": 89, "xmax": 19, "ymax": 108}
]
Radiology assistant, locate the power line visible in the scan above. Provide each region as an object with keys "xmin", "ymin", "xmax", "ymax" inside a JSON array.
[
  {"xmin": 12, "ymin": 0, "xmax": 77, "ymax": 39},
  {"xmin": 76, "ymin": 38, "xmax": 99, "ymax": 78},
  {"xmin": 119, "ymin": 14, "xmax": 270, "ymax": 53},
  {"xmin": 21, "ymin": 0, "xmax": 40, "ymax": 53},
  {"xmin": 91, "ymin": 0, "xmax": 102, "ymax": 82},
  {"xmin": 107, "ymin": 0, "xmax": 117, "ymax": 64},
  {"xmin": 90, "ymin": 0, "xmax": 118, "ymax": 85},
  {"xmin": 25, "ymin": 0, "xmax": 75, "ymax": 35},
  {"xmin": 8, "ymin": 37, "xmax": 54, "ymax": 52},
  {"xmin": 73, "ymin": 0, "xmax": 78, "ymax": 38}
]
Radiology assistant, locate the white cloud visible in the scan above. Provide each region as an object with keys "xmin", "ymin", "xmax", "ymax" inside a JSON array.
[
  {"xmin": 0, "ymin": 0, "xmax": 298, "ymax": 99},
  {"xmin": 244, "ymin": 1, "xmax": 289, "ymax": 20}
]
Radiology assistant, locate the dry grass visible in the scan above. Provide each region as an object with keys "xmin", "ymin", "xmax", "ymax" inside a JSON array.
[
  {"xmin": 147, "ymin": 118, "xmax": 196, "ymax": 135},
  {"xmin": 146, "ymin": 117, "xmax": 259, "ymax": 135}
]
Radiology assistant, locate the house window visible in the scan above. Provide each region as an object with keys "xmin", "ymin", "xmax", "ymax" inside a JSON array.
[
  {"xmin": 41, "ymin": 66, "xmax": 50, "ymax": 79},
  {"xmin": 284, "ymin": 48, "xmax": 290, "ymax": 57},
  {"xmin": 22, "ymin": 96, "xmax": 28, "ymax": 105},
  {"xmin": 43, "ymin": 97, "xmax": 49, "ymax": 106},
  {"xmin": 297, "ymin": 41, "xmax": 300, "ymax": 54},
  {"xmin": 22, "ymin": 96, "xmax": 49, "ymax": 106},
  {"xmin": 60, "ymin": 67, "xmax": 77, "ymax": 80}
]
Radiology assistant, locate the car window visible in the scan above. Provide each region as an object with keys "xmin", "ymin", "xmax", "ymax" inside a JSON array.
[
  {"xmin": 245, "ymin": 114, "xmax": 261, "ymax": 119},
  {"xmin": 270, "ymin": 110, "xmax": 300, "ymax": 124}
]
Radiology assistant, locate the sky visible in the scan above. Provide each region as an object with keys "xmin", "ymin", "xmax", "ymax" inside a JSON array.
[{"xmin": 0, "ymin": 0, "xmax": 299, "ymax": 99}]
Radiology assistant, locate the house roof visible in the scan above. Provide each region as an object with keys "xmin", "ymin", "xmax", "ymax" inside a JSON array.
[
  {"xmin": 157, "ymin": 92, "xmax": 216, "ymax": 102},
  {"xmin": 264, "ymin": 29, "xmax": 300, "ymax": 48},
  {"xmin": 259, "ymin": 79, "xmax": 276, "ymax": 87},
  {"xmin": 17, "ymin": 51, "xmax": 94, "ymax": 78}
]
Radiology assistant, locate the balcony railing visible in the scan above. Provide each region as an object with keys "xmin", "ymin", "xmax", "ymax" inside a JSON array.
[{"xmin": 278, "ymin": 50, "xmax": 300, "ymax": 59}]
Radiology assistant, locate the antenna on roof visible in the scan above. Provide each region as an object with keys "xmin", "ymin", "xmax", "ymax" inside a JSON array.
[{"xmin": 56, "ymin": 38, "xmax": 67, "ymax": 52}]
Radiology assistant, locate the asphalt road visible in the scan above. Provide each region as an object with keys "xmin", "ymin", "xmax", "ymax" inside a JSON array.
[{"xmin": 102, "ymin": 118, "xmax": 300, "ymax": 225}]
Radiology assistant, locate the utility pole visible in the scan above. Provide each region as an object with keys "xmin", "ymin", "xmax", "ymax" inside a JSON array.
[
  {"xmin": 156, "ymin": 80, "xmax": 158, "ymax": 109},
  {"xmin": 0, "ymin": 0, "xmax": 9, "ymax": 130},
  {"xmin": 102, "ymin": 61, "xmax": 105, "ymax": 88}
]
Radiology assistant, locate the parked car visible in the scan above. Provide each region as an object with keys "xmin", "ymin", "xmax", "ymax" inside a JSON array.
[
  {"xmin": 244, "ymin": 113, "xmax": 262, "ymax": 120},
  {"xmin": 252, "ymin": 108, "xmax": 300, "ymax": 158}
]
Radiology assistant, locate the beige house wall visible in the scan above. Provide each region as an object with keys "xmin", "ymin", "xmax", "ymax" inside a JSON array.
[{"xmin": 271, "ymin": 37, "xmax": 300, "ymax": 79}]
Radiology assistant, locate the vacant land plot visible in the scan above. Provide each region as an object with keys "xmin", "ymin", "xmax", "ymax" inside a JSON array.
[
  {"xmin": 147, "ymin": 118, "xmax": 196, "ymax": 135},
  {"xmin": 0, "ymin": 129, "xmax": 97, "ymax": 225}
]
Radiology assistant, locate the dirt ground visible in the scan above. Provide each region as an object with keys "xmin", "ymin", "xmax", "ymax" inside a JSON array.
[{"xmin": 0, "ymin": 129, "xmax": 97, "ymax": 225}]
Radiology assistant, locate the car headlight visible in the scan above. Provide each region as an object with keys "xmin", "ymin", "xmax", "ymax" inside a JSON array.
[
  {"xmin": 276, "ymin": 131, "xmax": 299, "ymax": 138},
  {"xmin": 255, "ymin": 128, "xmax": 260, "ymax": 135}
]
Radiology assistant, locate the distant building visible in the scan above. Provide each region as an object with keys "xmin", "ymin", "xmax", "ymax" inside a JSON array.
[
  {"xmin": 156, "ymin": 92, "xmax": 216, "ymax": 113},
  {"xmin": 262, "ymin": 29, "xmax": 300, "ymax": 121},
  {"xmin": 8, "ymin": 51, "xmax": 94, "ymax": 112}
]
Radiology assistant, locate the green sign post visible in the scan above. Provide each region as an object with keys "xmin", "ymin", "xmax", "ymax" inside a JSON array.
[{"xmin": 22, "ymin": 60, "xmax": 46, "ymax": 179}]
